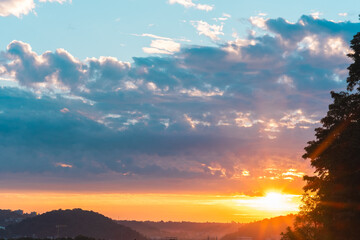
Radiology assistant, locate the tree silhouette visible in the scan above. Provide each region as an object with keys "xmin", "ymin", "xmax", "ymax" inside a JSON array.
[{"xmin": 281, "ymin": 31, "xmax": 360, "ymax": 240}]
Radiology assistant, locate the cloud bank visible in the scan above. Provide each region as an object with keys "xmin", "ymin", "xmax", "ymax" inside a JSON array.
[{"xmin": 0, "ymin": 15, "xmax": 359, "ymax": 193}]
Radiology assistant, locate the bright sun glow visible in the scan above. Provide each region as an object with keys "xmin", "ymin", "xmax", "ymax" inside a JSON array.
[
  {"xmin": 234, "ymin": 191, "xmax": 301, "ymax": 217},
  {"xmin": 253, "ymin": 192, "xmax": 300, "ymax": 213},
  {"xmin": 262, "ymin": 192, "xmax": 290, "ymax": 211}
]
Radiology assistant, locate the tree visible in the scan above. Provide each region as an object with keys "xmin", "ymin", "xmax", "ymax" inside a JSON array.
[{"xmin": 281, "ymin": 31, "xmax": 360, "ymax": 240}]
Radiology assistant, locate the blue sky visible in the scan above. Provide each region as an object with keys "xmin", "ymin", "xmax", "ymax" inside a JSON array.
[
  {"xmin": 0, "ymin": 0, "xmax": 360, "ymax": 196},
  {"xmin": 1, "ymin": 0, "xmax": 359, "ymax": 62}
]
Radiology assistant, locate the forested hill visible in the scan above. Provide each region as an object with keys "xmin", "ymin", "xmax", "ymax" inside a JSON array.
[
  {"xmin": 221, "ymin": 215, "xmax": 296, "ymax": 240},
  {"xmin": 118, "ymin": 220, "xmax": 242, "ymax": 239},
  {"xmin": 1, "ymin": 209, "xmax": 146, "ymax": 240}
]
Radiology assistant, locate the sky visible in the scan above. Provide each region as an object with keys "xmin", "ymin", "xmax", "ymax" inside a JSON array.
[{"xmin": 0, "ymin": 0, "xmax": 359, "ymax": 222}]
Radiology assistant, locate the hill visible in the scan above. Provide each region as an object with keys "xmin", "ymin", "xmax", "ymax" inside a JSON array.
[
  {"xmin": 118, "ymin": 220, "xmax": 242, "ymax": 240},
  {"xmin": 117, "ymin": 221, "xmax": 162, "ymax": 237},
  {"xmin": 2, "ymin": 209, "xmax": 146, "ymax": 240},
  {"xmin": 221, "ymin": 215, "xmax": 295, "ymax": 240}
]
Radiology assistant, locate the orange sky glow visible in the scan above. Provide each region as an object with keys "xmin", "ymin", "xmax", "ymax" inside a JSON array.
[{"xmin": 0, "ymin": 191, "xmax": 301, "ymax": 223}]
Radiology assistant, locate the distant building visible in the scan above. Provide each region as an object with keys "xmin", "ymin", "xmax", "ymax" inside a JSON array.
[
  {"xmin": 29, "ymin": 212, "xmax": 37, "ymax": 216},
  {"xmin": 14, "ymin": 210, "xmax": 23, "ymax": 215}
]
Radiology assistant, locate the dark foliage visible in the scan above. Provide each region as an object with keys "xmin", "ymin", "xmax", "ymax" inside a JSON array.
[{"xmin": 347, "ymin": 32, "xmax": 360, "ymax": 91}]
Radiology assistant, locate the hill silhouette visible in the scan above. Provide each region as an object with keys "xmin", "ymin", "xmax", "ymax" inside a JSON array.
[
  {"xmin": 117, "ymin": 221, "xmax": 162, "ymax": 237},
  {"xmin": 221, "ymin": 215, "xmax": 295, "ymax": 240},
  {"xmin": 118, "ymin": 220, "xmax": 242, "ymax": 239},
  {"xmin": 2, "ymin": 209, "xmax": 146, "ymax": 240}
]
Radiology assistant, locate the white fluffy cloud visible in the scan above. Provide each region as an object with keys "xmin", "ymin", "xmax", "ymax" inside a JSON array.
[
  {"xmin": 249, "ymin": 16, "xmax": 268, "ymax": 29},
  {"xmin": 135, "ymin": 33, "xmax": 182, "ymax": 55},
  {"xmin": 191, "ymin": 20, "xmax": 224, "ymax": 40},
  {"xmin": 168, "ymin": 0, "xmax": 213, "ymax": 11},
  {"xmin": 143, "ymin": 39, "xmax": 181, "ymax": 55},
  {"xmin": 0, "ymin": 0, "xmax": 35, "ymax": 17},
  {"xmin": 0, "ymin": 0, "xmax": 70, "ymax": 17}
]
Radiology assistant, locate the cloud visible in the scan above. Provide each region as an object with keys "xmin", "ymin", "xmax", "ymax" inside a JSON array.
[
  {"xmin": 0, "ymin": 15, "xmax": 359, "ymax": 192},
  {"xmin": 234, "ymin": 112, "xmax": 259, "ymax": 128},
  {"xmin": 191, "ymin": 20, "xmax": 224, "ymax": 40},
  {"xmin": 0, "ymin": 0, "xmax": 35, "ymax": 17},
  {"xmin": 265, "ymin": 15, "xmax": 359, "ymax": 42},
  {"xmin": 179, "ymin": 87, "xmax": 224, "ymax": 97},
  {"xmin": 213, "ymin": 13, "xmax": 231, "ymax": 22},
  {"xmin": 310, "ymin": 11, "xmax": 322, "ymax": 19},
  {"xmin": 4, "ymin": 40, "xmax": 86, "ymax": 91},
  {"xmin": 168, "ymin": 0, "xmax": 213, "ymax": 11},
  {"xmin": 143, "ymin": 39, "xmax": 181, "ymax": 55},
  {"xmin": 60, "ymin": 107, "xmax": 69, "ymax": 113},
  {"xmin": 134, "ymin": 33, "xmax": 183, "ymax": 55},
  {"xmin": 279, "ymin": 109, "xmax": 318, "ymax": 129},
  {"xmin": 0, "ymin": 0, "xmax": 70, "ymax": 17},
  {"xmin": 277, "ymin": 75, "xmax": 295, "ymax": 88},
  {"xmin": 249, "ymin": 16, "xmax": 268, "ymax": 29},
  {"xmin": 134, "ymin": 33, "xmax": 174, "ymax": 41},
  {"xmin": 55, "ymin": 162, "xmax": 73, "ymax": 168}
]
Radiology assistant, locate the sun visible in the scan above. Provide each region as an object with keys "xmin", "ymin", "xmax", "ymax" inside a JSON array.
[
  {"xmin": 256, "ymin": 192, "xmax": 300, "ymax": 212},
  {"xmin": 262, "ymin": 192, "xmax": 288, "ymax": 211}
]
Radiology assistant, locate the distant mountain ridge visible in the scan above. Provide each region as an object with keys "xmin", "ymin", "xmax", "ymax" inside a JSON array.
[{"xmin": 1, "ymin": 209, "xmax": 147, "ymax": 240}]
